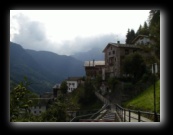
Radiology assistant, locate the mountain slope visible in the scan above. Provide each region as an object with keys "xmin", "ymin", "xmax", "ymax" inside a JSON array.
[
  {"xmin": 10, "ymin": 42, "xmax": 85, "ymax": 94},
  {"xmin": 71, "ymin": 47, "xmax": 104, "ymax": 62},
  {"xmin": 26, "ymin": 49, "xmax": 85, "ymax": 81}
]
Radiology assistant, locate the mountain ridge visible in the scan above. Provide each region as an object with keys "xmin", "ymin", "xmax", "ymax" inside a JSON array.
[{"xmin": 10, "ymin": 42, "xmax": 85, "ymax": 94}]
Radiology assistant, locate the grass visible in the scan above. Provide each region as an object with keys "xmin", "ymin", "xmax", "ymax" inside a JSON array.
[{"xmin": 122, "ymin": 80, "xmax": 160, "ymax": 113}]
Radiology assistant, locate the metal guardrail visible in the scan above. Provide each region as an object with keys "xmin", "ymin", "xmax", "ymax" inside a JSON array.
[
  {"xmin": 70, "ymin": 103, "xmax": 109, "ymax": 122},
  {"xmin": 115, "ymin": 104, "xmax": 160, "ymax": 122}
]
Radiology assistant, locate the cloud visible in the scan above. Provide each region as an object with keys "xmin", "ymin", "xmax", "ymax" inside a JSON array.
[
  {"xmin": 11, "ymin": 13, "xmax": 126, "ymax": 56},
  {"xmin": 11, "ymin": 13, "xmax": 52, "ymax": 51},
  {"xmin": 57, "ymin": 34, "xmax": 125, "ymax": 55}
]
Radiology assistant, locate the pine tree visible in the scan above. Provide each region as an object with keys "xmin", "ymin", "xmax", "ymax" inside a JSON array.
[
  {"xmin": 126, "ymin": 29, "xmax": 136, "ymax": 44},
  {"xmin": 148, "ymin": 10, "xmax": 160, "ymax": 59}
]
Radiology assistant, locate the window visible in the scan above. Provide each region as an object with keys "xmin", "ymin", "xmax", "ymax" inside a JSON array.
[
  {"xmin": 113, "ymin": 50, "xmax": 115, "ymax": 54},
  {"xmin": 109, "ymin": 52, "xmax": 111, "ymax": 55}
]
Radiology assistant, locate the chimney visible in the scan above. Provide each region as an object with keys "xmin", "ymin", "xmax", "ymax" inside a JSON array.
[{"xmin": 117, "ymin": 41, "xmax": 120, "ymax": 44}]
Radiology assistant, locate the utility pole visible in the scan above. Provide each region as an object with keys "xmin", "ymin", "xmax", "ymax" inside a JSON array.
[{"xmin": 152, "ymin": 63, "xmax": 158, "ymax": 122}]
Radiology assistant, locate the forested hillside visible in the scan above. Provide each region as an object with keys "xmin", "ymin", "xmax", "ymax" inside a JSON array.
[{"xmin": 10, "ymin": 42, "xmax": 85, "ymax": 94}]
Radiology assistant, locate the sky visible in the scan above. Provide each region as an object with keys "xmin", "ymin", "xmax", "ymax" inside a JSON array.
[{"xmin": 10, "ymin": 10, "xmax": 150, "ymax": 56}]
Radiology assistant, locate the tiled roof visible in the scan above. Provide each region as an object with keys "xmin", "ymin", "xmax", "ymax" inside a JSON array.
[{"xmin": 103, "ymin": 42, "xmax": 140, "ymax": 52}]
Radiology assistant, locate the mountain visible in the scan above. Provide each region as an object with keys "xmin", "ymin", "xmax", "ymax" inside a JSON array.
[
  {"xmin": 71, "ymin": 47, "xmax": 104, "ymax": 62},
  {"xmin": 10, "ymin": 42, "xmax": 85, "ymax": 94}
]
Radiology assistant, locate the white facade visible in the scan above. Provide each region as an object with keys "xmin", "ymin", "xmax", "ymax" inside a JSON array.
[
  {"xmin": 134, "ymin": 36, "xmax": 150, "ymax": 45},
  {"xmin": 30, "ymin": 105, "xmax": 46, "ymax": 115},
  {"xmin": 66, "ymin": 80, "xmax": 78, "ymax": 93}
]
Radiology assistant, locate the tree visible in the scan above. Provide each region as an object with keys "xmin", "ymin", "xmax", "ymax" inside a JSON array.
[
  {"xmin": 10, "ymin": 77, "xmax": 38, "ymax": 122},
  {"xmin": 41, "ymin": 98, "xmax": 67, "ymax": 122},
  {"xmin": 107, "ymin": 77, "xmax": 119, "ymax": 92},
  {"xmin": 60, "ymin": 81, "xmax": 68, "ymax": 94},
  {"xmin": 126, "ymin": 29, "xmax": 136, "ymax": 44},
  {"xmin": 148, "ymin": 10, "xmax": 160, "ymax": 59},
  {"xmin": 143, "ymin": 21, "xmax": 149, "ymax": 35},
  {"xmin": 125, "ymin": 28, "xmax": 131, "ymax": 44},
  {"xmin": 41, "ymin": 93, "xmax": 79, "ymax": 122},
  {"xmin": 136, "ymin": 24, "xmax": 142, "ymax": 37},
  {"xmin": 122, "ymin": 53, "xmax": 146, "ymax": 83},
  {"xmin": 78, "ymin": 79, "xmax": 96, "ymax": 105}
]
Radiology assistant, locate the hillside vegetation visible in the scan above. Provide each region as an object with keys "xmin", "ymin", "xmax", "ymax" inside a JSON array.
[
  {"xmin": 122, "ymin": 80, "xmax": 160, "ymax": 113},
  {"xmin": 10, "ymin": 42, "xmax": 85, "ymax": 94},
  {"xmin": 68, "ymin": 83, "xmax": 103, "ymax": 111}
]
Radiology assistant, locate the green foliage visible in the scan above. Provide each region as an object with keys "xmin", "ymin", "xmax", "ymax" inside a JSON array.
[
  {"xmin": 60, "ymin": 81, "xmax": 68, "ymax": 94},
  {"xmin": 107, "ymin": 77, "xmax": 119, "ymax": 92},
  {"xmin": 149, "ymin": 10, "xmax": 160, "ymax": 59},
  {"xmin": 41, "ymin": 98, "xmax": 67, "ymax": 122},
  {"xmin": 126, "ymin": 29, "xmax": 136, "ymax": 44},
  {"xmin": 10, "ymin": 78, "xmax": 38, "ymax": 122},
  {"xmin": 93, "ymin": 75, "xmax": 102, "ymax": 89},
  {"xmin": 78, "ymin": 80, "xmax": 96, "ymax": 105},
  {"xmin": 136, "ymin": 21, "xmax": 149, "ymax": 36},
  {"xmin": 41, "ymin": 93, "xmax": 80, "ymax": 122},
  {"xmin": 122, "ymin": 80, "xmax": 160, "ymax": 113},
  {"xmin": 122, "ymin": 52, "xmax": 146, "ymax": 83},
  {"xmin": 123, "ymin": 82, "xmax": 133, "ymax": 91}
]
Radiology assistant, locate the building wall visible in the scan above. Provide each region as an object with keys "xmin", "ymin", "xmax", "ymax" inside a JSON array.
[
  {"xmin": 85, "ymin": 67, "xmax": 96, "ymax": 78},
  {"xmin": 135, "ymin": 37, "xmax": 150, "ymax": 45},
  {"xmin": 104, "ymin": 45, "xmax": 140, "ymax": 77},
  {"xmin": 30, "ymin": 105, "xmax": 46, "ymax": 115},
  {"xmin": 67, "ymin": 81, "xmax": 78, "ymax": 92},
  {"xmin": 105, "ymin": 45, "xmax": 121, "ymax": 77}
]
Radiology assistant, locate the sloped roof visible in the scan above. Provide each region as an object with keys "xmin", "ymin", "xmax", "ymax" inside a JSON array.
[
  {"xmin": 131, "ymin": 35, "xmax": 149, "ymax": 44},
  {"xmin": 103, "ymin": 42, "xmax": 140, "ymax": 52},
  {"xmin": 84, "ymin": 61, "xmax": 105, "ymax": 67}
]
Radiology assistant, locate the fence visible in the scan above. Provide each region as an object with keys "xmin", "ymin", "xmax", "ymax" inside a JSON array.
[{"xmin": 115, "ymin": 104, "xmax": 160, "ymax": 122}]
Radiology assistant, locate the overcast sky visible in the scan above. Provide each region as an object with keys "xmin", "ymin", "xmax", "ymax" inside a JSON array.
[{"xmin": 10, "ymin": 10, "xmax": 150, "ymax": 55}]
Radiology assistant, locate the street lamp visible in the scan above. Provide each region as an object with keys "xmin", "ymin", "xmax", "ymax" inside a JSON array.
[{"xmin": 151, "ymin": 63, "xmax": 158, "ymax": 122}]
